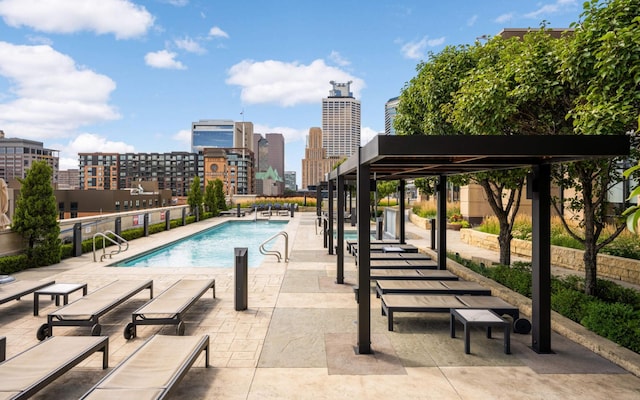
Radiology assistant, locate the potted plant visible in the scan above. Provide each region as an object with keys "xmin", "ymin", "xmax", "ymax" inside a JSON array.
[{"xmin": 447, "ymin": 213, "xmax": 470, "ymax": 230}]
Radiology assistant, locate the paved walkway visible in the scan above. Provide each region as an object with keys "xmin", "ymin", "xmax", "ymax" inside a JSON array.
[{"xmin": 1, "ymin": 212, "xmax": 640, "ymax": 399}]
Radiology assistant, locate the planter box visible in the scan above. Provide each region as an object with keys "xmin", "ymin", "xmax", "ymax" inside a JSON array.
[{"xmin": 460, "ymin": 229, "xmax": 640, "ymax": 286}]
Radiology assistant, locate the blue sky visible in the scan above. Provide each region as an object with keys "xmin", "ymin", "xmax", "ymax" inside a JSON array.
[{"xmin": 0, "ymin": 0, "xmax": 584, "ymax": 186}]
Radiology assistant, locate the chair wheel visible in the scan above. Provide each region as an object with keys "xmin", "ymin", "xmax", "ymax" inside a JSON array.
[
  {"xmin": 36, "ymin": 324, "xmax": 50, "ymax": 341},
  {"xmin": 514, "ymin": 318, "xmax": 532, "ymax": 334},
  {"xmin": 91, "ymin": 324, "xmax": 102, "ymax": 336},
  {"xmin": 177, "ymin": 321, "xmax": 185, "ymax": 336},
  {"xmin": 124, "ymin": 322, "xmax": 136, "ymax": 340}
]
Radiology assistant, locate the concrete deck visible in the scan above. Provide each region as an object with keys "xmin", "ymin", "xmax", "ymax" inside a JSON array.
[{"xmin": 1, "ymin": 212, "xmax": 640, "ymax": 399}]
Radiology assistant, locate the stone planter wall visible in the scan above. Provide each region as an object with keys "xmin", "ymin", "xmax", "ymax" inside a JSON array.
[
  {"xmin": 460, "ymin": 228, "xmax": 640, "ymax": 285},
  {"xmin": 408, "ymin": 209, "xmax": 433, "ymax": 230}
]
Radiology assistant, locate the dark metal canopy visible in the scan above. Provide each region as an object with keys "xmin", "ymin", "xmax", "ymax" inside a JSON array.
[
  {"xmin": 327, "ymin": 134, "xmax": 630, "ymax": 355},
  {"xmin": 329, "ymin": 135, "xmax": 630, "ymax": 181}
]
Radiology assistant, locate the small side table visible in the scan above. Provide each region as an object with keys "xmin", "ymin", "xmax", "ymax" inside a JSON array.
[
  {"xmin": 382, "ymin": 246, "xmax": 405, "ymax": 253},
  {"xmin": 450, "ymin": 308, "xmax": 510, "ymax": 355},
  {"xmin": 33, "ymin": 283, "xmax": 88, "ymax": 316}
]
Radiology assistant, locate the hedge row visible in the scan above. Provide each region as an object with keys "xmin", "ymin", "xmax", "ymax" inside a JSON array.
[{"xmin": 450, "ymin": 254, "xmax": 640, "ymax": 353}]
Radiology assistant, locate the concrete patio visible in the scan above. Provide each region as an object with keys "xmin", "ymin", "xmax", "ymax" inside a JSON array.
[{"xmin": 1, "ymin": 212, "xmax": 640, "ymax": 399}]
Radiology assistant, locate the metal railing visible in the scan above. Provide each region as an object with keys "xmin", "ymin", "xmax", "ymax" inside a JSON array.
[
  {"xmin": 259, "ymin": 231, "xmax": 288, "ymax": 262},
  {"xmin": 93, "ymin": 230, "xmax": 129, "ymax": 262}
]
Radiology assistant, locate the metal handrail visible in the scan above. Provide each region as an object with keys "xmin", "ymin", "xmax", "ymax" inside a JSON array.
[
  {"xmin": 259, "ymin": 231, "xmax": 289, "ymax": 262},
  {"xmin": 93, "ymin": 230, "xmax": 129, "ymax": 262}
]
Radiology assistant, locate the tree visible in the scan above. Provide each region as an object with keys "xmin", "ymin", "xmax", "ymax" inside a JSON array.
[
  {"xmin": 12, "ymin": 160, "xmax": 60, "ymax": 266},
  {"xmin": 451, "ymin": 29, "xmax": 575, "ymax": 266},
  {"xmin": 622, "ymin": 161, "xmax": 640, "ymax": 232},
  {"xmin": 555, "ymin": 0, "xmax": 640, "ymax": 295},
  {"xmin": 187, "ymin": 176, "xmax": 203, "ymax": 218},
  {"xmin": 204, "ymin": 180, "xmax": 218, "ymax": 216},
  {"xmin": 213, "ymin": 179, "xmax": 227, "ymax": 211}
]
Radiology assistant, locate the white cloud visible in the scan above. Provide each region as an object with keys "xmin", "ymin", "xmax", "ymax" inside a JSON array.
[
  {"xmin": 0, "ymin": 0, "xmax": 154, "ymax": 39},
  {"xmin": 467, "ymin": 15, "xmax": 478, "ymax": 27},
  {"xmin": 174, "ymin": 37, "xmax": 206, "ymax": 54},
  {"xmin": 494, "ymin": 13, "xmax": 514, "ymax": 24},
  {"xmin": 54, "ymin": 133, "xmax": 136, "ymax": 170},
  {"xmin": 226, "ymin": 59, "xmax": 365, "ymax": 107},
  {"xmin": 209, "ymin": 26, "xmax": 229, "ymax": 39},
  {"xmin": 525, "ymin": 0, "xmax": 578, "ymax": 19},
  {"xmin": 400, "ymin": 36, "xmax": 446, "ymax": 60},
  {"xmin": 144, "ymin": 50, "xmax": 186, "ymax": 70},
  {"xmin": 328, "ymin": 51, "xmax": 350, "ymax": 67},
  {"xmin": 361, "ymin": 127, "xmax": 380, "ymax": 147},
  {"xmin": 26, "ymin": 35, "xmax": 53, "ymax": 46},
  {"xmin": 254, "ymin": 124, "xmax": 308, "ymax": 144},
  {"xmin": 161, "ymin": 0, "xmax": 189, "ymax": 6},
  {"xmin": 172, "ymin": 129, "xmax": 191, "ymax": 150},
  {"xmin": 0, "ymin": 42, "xmax": 119, "ymax": 140}
]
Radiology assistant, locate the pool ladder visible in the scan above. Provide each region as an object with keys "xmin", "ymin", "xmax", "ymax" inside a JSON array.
[
  {"xmin": 93, "ymin": 230, "xmax": 129, "ymax": 262},
  {"xmin": 259, "ymin": 231, "xmax": 288, "ymax": 262}
]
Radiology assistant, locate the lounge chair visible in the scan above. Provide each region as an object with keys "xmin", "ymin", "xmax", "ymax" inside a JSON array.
[
  {"xmin": 37, "ymin": 279, "xmax": 153, "ymax": 341},
  {"xmin": 124, "ymin": 279, "xmax": 215, "ymax": 340},
  {"xmin": 375, "ymin": 280, "xmax": 491, "ymax": 297},
  {"xmin": 355, "ymin": 251, "xmax": 432, "ymax": 265},
  {"xmin": 80, "ymin": 334, "xmax": 209, "ymax": 400},
  {"xmin": 346, "ymin": 239, "xmax": 400, "ymax": 254},
  {"xmin": 351, "ymin": 243, "xmax": 419, "ymax": 256},
  {"xmin": 0, "ymin": 279, "xmax": 55, "ymax": 307},
  {"xmin": 0, "ymin": 336, "xmax": 109, "ymax": 400},
  {"xmin": 370, "ymin": 269, "xmax": 459, "ymax": 281},
  {"xmin": 380, "ymin": 294, "xmax": 528, "ymax": 332},
  {"xmin": 370, "ymin": 259, "xmax": 438, "ymax": 269}
]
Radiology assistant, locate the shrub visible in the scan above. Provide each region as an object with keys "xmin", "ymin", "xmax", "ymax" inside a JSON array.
[
  {"xmin": 581, "ymin": 302, "xmax": 640, "ymax": 353},
  {"xmin": 412, "ymin": 201, "xmax": 437, "ymax": 219},
  {"xmin": 487, "ymin": 262, "xmax": 532, "ymax": 297},
  {"xmin": 0, "ymin": 254, "xmax": 30, "ymax": 274},
  {"xmin": 551, "ymin": 288, "xmax": 593, "ymax": 322}
]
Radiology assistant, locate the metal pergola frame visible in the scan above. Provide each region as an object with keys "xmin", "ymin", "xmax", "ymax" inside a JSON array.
[{"xmin": 326, "ymin": 134, "xmax": 630, "ymax": 355}]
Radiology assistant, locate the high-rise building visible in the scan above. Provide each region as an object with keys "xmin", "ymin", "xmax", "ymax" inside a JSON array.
[
  {"xmin": 385, "ymin": 96, "xmax": 400, "ymax": 135},
  {"xmin": 322, "ymin": 81, "xmax": 361, "ymax": 157},
  {"xmin": 284, "ymin": 171, "xmax": 297, "ymax": 192},
  {"xmin": 202, "ymin": 147, "xmax": 255, "ymax": 196},
  {"xmin": 191, "ymin": 119, "xmax": 234, "ymax": 152},
  {"xmin": 252, "ymin": 133, "xmax": 285, "ymax": 196},
  {"xmin": 301, "ymin": 127, "xmax": 340, "ymax": 190},
  {"xmin": 57, "ymin": 169, "xmax": 80, "ymax": 190},
  {"xmin": 0, "ymin": 130, "xmax": 59, "ymax": 185}
]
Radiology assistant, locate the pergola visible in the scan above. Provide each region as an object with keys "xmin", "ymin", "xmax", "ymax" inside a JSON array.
[{"xmin": 326, "ymin": 134, "xmax": 630, "ymax": 355}]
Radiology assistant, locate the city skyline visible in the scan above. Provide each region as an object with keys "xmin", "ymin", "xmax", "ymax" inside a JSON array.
[{"xmin": 0, "ymin": 1, "xmax": 585, "ymax": 186}]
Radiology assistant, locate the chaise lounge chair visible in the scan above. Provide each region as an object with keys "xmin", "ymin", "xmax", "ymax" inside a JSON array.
[
  {"xmin": 0, "ymin": 279, "xmax": 55, "ymax": 307},
  {"xmin": 80, "ymin": 334, "xmax": 209, "ymax": 400},
  {"xmin": 375, "ymin": 280, "xmax": 491, "ymax": 297},
  {"xmin": 124, "ymin": 279, "xmax": 216, "ymax": 340},
  {"xmin": 346, "ymin": 239, "xmax": 401, "ymax": 254},
  {"xmin": 351, "ymin": 243, "xmax": 419, "ymax": 255},
  {"xmin": 0, "ymin": 335, "xmax": 109, "ymax": 400},
  {"xmin": 37, "ymin": 279, "xmax": 153, "ymax": 340},
  {"xmin": 370, "ymin": 269, "xmax": 459, "ymax": 281},
  {"xmin": 380, "ymin": 294, "xmax": 529, "ymax": 333},
  {"xmin": 370, "ymin": 259, "xmax": 438, "ymax": 270}
]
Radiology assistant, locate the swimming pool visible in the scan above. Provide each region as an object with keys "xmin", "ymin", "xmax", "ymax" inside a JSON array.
[{"xmin": 114, "ymin": 220, "xmax": 289, "ymax": 268}]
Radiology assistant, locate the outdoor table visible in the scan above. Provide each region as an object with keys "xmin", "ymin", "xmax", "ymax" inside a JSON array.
[
  {"xmin": 382, "ymin": 246, "xmax": 405, "ymax": 253},
  {"xmin": 450, "ymin": 308, "xmax": 510, "ymax": 354},
  {"xmin": 33, "ymin": 283, "xmax": 88, "ymax": 316}
]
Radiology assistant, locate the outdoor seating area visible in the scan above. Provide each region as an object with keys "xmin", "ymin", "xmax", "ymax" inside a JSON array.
[
  {"xmin": 0, "ymin": 279, "xmax": 56, "ymax": 308},
  {"xmin": 123, "ymin": 278, "xmax": 216, "ymax": 340},
  {"xmin": 0, "ymin": 335, "xmax": 109, "ymax": 399},
  {"xmin": 80, "ymin": 334, "xmax": 209, "ymax": 400},
  {"xmin": 37, "ymin": 279, "xmax": 154, "ymax": 340}
]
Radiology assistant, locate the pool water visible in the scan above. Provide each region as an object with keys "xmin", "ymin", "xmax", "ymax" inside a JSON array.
[{"xmin": 114, "ymin": 220, "xmax": 289, "ymax": 268}]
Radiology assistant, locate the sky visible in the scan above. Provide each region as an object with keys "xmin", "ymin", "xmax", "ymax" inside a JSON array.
[{"xmin": 0, "ymin": 0, "xmax": 585, "ymax": 187}]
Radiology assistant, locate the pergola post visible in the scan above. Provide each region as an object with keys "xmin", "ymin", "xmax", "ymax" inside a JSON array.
[
  {"xmin": 328, "ymin": 180, "xmax": 334, "ymax": 255},
  {"xmin": 399, "ymin": 179, "xmax": 406, "ymax": 244},
  {"xmin": 356, "ymin": 154, "xmax": 372, "ymax": 354},
  {"xmin": 336, "ymin": 173, "xmax": 345, "ymax": 284},
  {"xmin": 436, "ymin": 175, "xmax": 447, "ymax": 270},
  {"xmin": 530, "ymin": 164, "xmax": 552, "ymax": 353}
]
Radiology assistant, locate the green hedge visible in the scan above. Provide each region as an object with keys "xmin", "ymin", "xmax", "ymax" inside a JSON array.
[
  {"xmin": 450, "ymin": 253, "xmax": 640, "ymax": 353},
  {"xmin": 0, "ymin": 254, "xmax": 31, "ymax": 274}
]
